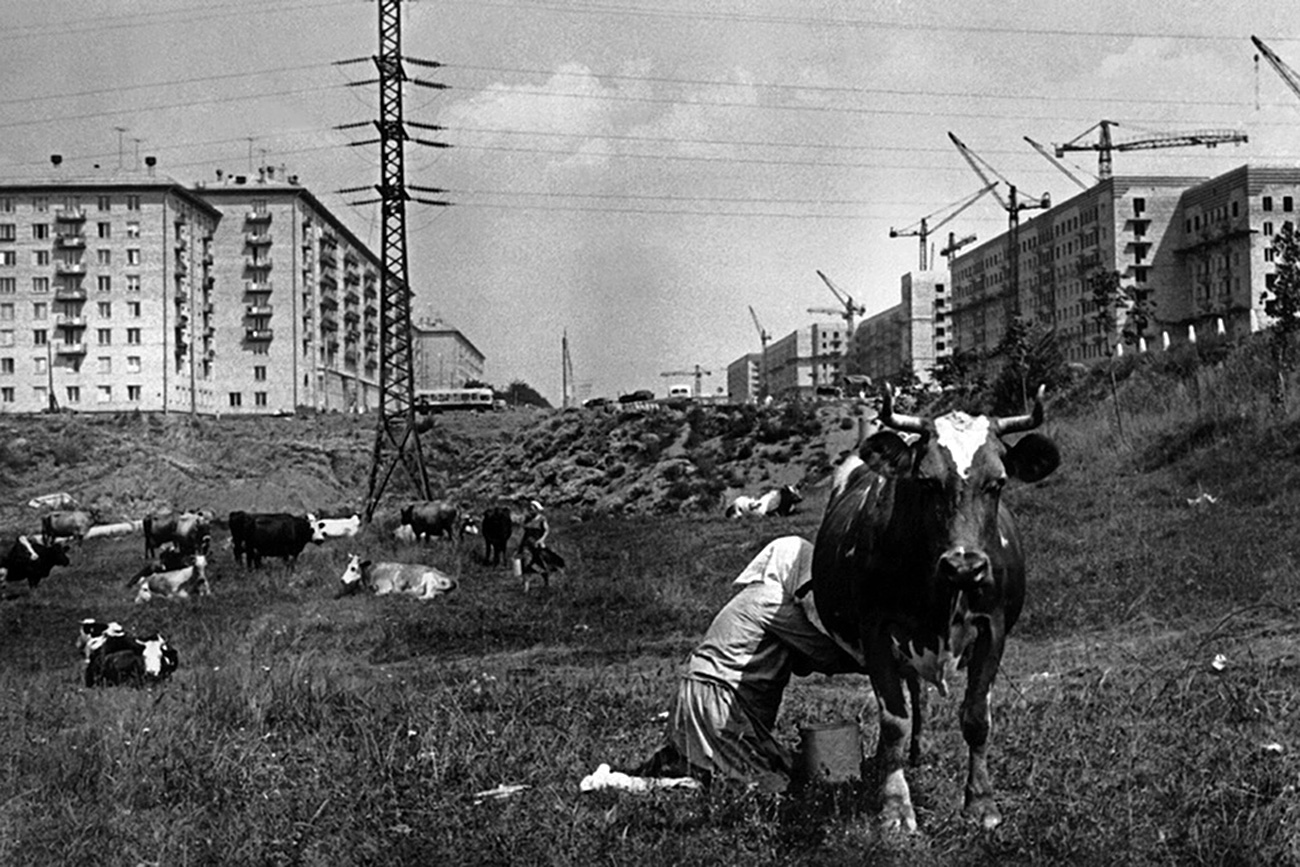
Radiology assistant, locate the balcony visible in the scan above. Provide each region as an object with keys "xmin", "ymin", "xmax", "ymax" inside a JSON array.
[
  {"xmin": 245, "ymin": 279, "xmax": 273, "ymax": 293},
  {"xmin": 54, "ymin": 286, "xmax": 87, "ymax": 302},
  {"xmin": 245, "ymin": 210, "xmax": 272, "ymax": 223},
  {"xmin": 244, "ymin": 257, "xmax": 273, "ymax": 271},
  {"xmin": 319, "ymin": 293, "xmax": 338, "ymax": 310},
  {"xmin": 55, "ymin": 342, "xmax": 86, "ymax": 356},
  {"xmin": 318, "ymin": 249, "xmax": 336, "ymax": 268},
  {"xmin": 245, "ymin": 328, "xmax": 274, "ymax": 341},
  {"xmin": 55, "ymin": 261, "xmax": 86, "ymax": 275},
  {"xmin": 245, "ymin": 303, "xmax": 274, "ymax": 317},
  {"xmin": 343, "ymin": 309, "xmax": 360, "ymax": 324},
  {"xmin": 54, "ymin": 233, "xmax": 85, "ymax": 248},
  {"xmin": 174, "ymin": 259, "xmax": 188, "ymax": 275},
  {"xmin": 244, "ymin": 232, "xmax": 273, "ymax": 246},
  {"xmin": 54, "ymin": 314, "xmax": 86, "ymax": 329},
  {"xmin": 320, "ymin": 315, "xmax": 338, "ymax": 332},
  {"xmin": 54, "ymin": 208, "xmax": 86, "ymax": 222},
  {"xmin": 202, "ymin": 251, "xmax": 214, "ymax": 265},
  {"xmin": 344, "ymin": 349, "xmax": 359, "ymax": 365},
  {"xmin": 343, "ymin": 269, "xmax": 360, "ymax": 285}
]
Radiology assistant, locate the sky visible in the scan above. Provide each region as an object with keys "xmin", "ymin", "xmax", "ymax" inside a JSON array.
[{"xmin": 3, "ymin": 0, "xmax": 1300, "ymax": 404}]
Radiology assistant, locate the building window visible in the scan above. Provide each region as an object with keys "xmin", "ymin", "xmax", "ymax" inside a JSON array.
[
  {"xmin": 32, "ymin": 224, "xmax": 49, "ymax": 240},
  {"xmin": 96, "ymin": 275, "xmax": 111, "ymax": 293},
  {"xmin": 97, "ymin": 249, "xmax": 111, "ymax": 265},
  {"xmin": 126, "ymin": 275, "xmax": 141, "ymax": 292},
  {"xmin": 1264, "ymin": 222, "xmax": 1275, "ymax": 236},
  {"xmin": 32, "ymin": 277, "xmax": 49, "ymax": 293},
  {"xmin": 254, "ymin": 391, "xmax": 268, "ymax": 407},
  {"xmin": 0, "ymin": 224, "xmax": 14, "ymax": 242},
  {"xmin": 0, "ymin": 330, "xmax": 11, "ymax": 347},
  {"xmin": 34, "ymin": 250, "xmax": 50, "ymax": 266},
  {"xmin": 96, "ymin": 222, "xmax": 110, "ymax": 239},
  {"xmin": 229, "ymin": 392, "xmax": 242, "ymax": 408},
  {"xmin": 0, "ymin": 198, "xmax": 11, "ymax": 213},
  {"xmin": 1, "ymin": 387, "xmax": 12, "ymax": 403},
  {"xmin": 96, "ymin": 196, "xmax": 111, "ymax": 211},
  {"xmin": 1133, "ymin": 267, "xmax": 1149, "ymax": 283},
  {"xmin": 0, "ymin": 303, "xmax": 11, "ymax": 321},
  {"xmin": 97, "ymin": 301, "xmax": 111, "ymax": 318},
  {"xmin": 127, "ymin": 356, "xmax": 141, "ymax": 373},
  {"xmin": 126, "ymin": 222, "xmax": 140, "ymax": 239},
  {"xmin": 1, "ymin": 358, "xmax": 13, "ymax": 375},
  {"xmin": 254, "ymin": 365, "xmax": 267, "ymax": 382},
  {"xmin": 126, "ymin": 328, "xmax": 141, "ymax": 345},
  {"xmin": 1263, "ymin": 196, "xmax": 1274, "ymax": 211},
  {"xmin": 97, "ymin": 356, "xmax": 112, "ymax": 374},
  {"xmin": 1133, "ymin": 198, "xmax": 1145, "ymax": 216},
  {"xmin": 127, "ymin": 385, "xmax": 141, "ymax": 401},
  {"xmin": 1265, "ymin": 248, "xmax": 1276, "ymax": 262},
  {"xmin": 33, "ymin": 356, "xmax": 45, "ymax": 374},
  {"xmin": 66, "ymin": 386, "xmax": 80, "ymax": 403},
  {"xmin": 33, "ymin": 330, "xmax": 46, "ymax": 346},
  {"xmin": 1267, "ymin": 273, "xmax": 1278, "ymax": 289},
  {"xmin": 97, "ymin": 328, "xmax": 111, "ymax": 345},
  {"xmin": 126, "ymin": 195, "xmax": 140, "ymax": 211},
  {"xmin": 0, "ymin": 278, "xmax": 13, "ymax": 294},
  {"xmin": 128, "ymin": 301, "xmax": 141, "ymax": 317},
  {"xmin": 32, "ymin": 197, "xmax": 48, "ymax": 212},
  {"xmin": 1287, "ymin": 197, "xmax": 1295, "ymax": 212},
  {"xmin": 97, "ymin": 385, "xmax": 112, "ymax": 403},
  {"xmin": 33, "ymin": 302, "xmax": 46, "ymax": 320},
  {"xmin": 127, "ymin": 249, "xmax": 140, "ymax": 265}
]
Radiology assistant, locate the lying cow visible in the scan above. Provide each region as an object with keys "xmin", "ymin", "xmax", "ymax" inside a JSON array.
[
  {"xmin": 77, "ymin": 619, "xmax": 124, "ymax": 661},
  {"xmin": 724, "ymin": 484, "xmax": 803, "ymax": 518},
  {"xmin": 335, "ymin": 554, "xmax": 458, "ymax": 601},
  {"xmin": 133, "ymin": 553, "xmax": 209, "ymax": 603},
  {"xmin": 1, "ymin": 535, "xmax": 71, "ymax": 589},
  {"xmin": 144, "ymin": 509, "xmax": 213, "ymax": 558},
  {"xmin": 85, "ymin": 630, "xmax": 178, "ymax": 687},
  {"xmin": 399, "ymin": 500, "xmax": 460, "ymax": 541},
  {"xmin": 42, "ymin": 509, "xmax": 98, "ymax": 545},
  {"xmin": 229, "ymin": 511, "xmax": 316, "ymax": 569},
  {"xmin": 311, "ymin": 513, "xmax": 361, "ymax": 543}
]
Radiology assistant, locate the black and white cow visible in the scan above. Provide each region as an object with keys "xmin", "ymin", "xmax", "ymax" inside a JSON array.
[
  {"xmin": 84, "ymin": 630, "xmax": 178, "ymax": 687},
  {"xmin": 1, "ymin": 535, "xmax": 71, "ymax": 589}
]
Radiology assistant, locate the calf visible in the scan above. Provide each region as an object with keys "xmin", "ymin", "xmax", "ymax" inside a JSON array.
[
  {"xmin": 310, "ymin": 513, "xmax": 361, "ymax": 543},
  {"xmin": 335, "ymin": 554, "xmax": 458, "ymax": 601},
  {"xmin": 133, "ymin": 554, "xmax": 209, "ymax": 603}
]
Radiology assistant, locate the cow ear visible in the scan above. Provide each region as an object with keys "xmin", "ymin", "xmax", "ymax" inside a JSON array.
[
  {"xmin": 1004, "ymin": 433, "xmax": 1060, "ymax": 483},
  {"xmin": 860, "ymin": 431, "xmax": 914, "ymax": 476}
]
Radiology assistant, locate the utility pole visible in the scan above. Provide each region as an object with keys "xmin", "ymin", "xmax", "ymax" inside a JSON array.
[
  {"xmin": 334, "ymin": 0, "xmax": 451, "ymax": 522},
  {"xmin": 113, "ymin": 126, "xmax": 127, "ymax": 170}
]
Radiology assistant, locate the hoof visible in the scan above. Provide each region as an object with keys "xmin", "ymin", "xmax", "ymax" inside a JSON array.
[
  {"xmin": 880, "ymin": 802, "xmax": 918, "ymax": 834},
  {"xmin": 963, "ymin": 796, "xmax": 1002, "ymax": 830}
]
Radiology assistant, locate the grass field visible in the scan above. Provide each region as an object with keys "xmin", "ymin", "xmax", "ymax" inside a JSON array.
[{"xmin": 3, "ymin": 354, "xmax": 1300, "ymax": 865}]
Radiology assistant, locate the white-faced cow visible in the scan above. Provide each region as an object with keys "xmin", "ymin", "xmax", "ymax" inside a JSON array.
[
  {"xmin": 399, "ymin": 501, "xmax": 460, "ymax": 541},
  {"xmin": 41, "ymin": 509, "xmax": 98, "ymax": 545},
  {"xmin": 335, "ymin": 554, "xmax": 458, "ymax": 601},
  {"xmin": 133, "ymin": 553, "xmax": 210, "ymax": 603},
  {"xmin": 808, "ymin": 386, "xmax": 1059, "ymax": 832},
  {"xmin": 1, "ymin": 535, "xmax": 71, "ymax": 589},
  {"xmin": 144, "ymin": 509, "xmax": 214, "ymax": 558},
  {"xmin": 724, "ymin": 484, "xmax": 803, "ymax": 518},
  {"xmin": 229, "ymin": 512, "xmax": 316, "ymax": 569},
  {"xmin": 85, "ymin": 630, "xmax": 178, "ymax": 687},
  {"xmin": 310, "ymin": 513, "xmax": 361, "ymax": 543}
]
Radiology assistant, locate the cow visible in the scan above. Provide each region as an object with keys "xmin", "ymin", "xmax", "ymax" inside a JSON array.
[
  {"xmin": 41, "ymin": 509, "xmax": 97, "ymax": 545},
  {"xmin": 310, "ymin": 513, "xmax": 361, "ymax": 543},
  {"xmin": 143, "ymin": 509, "xmax": 213, "ymax": 558},
  {"xmin": 335, "ymin": 554, "xmax": 458, "ymax": 601},
  {"xmin": 133, "ymin": 554, "xmax": 209, "ymax": 603},
  {"xmin": 724, "ymin": 485, "xmax": 803, "ymax": 518},
  {"xmin": 478, "ymin": 506, "xmax": 514, "ymax": 566},
  {"xmin": 1, "ymin": 535, "xmax": 71, "ymax": 589},
  {"xmin": 77, "ymin": 619, "xmax": 124, "ymax": 661},
  {"xmin": 85, "ymin": 631, "xmax": 178, "ymax": 687},
  {"xmin": 808, "ymin": 386, "xmax": 1060, "ymax": 832},
  {"xmin": 229, "ymin": 512, "xmax": 315, "ymax": 569},
  {"xmin": 399, "ymin": 501, "xmax": 460, "ymax": 541}
]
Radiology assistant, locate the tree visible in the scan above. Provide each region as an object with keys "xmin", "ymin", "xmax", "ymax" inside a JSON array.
[
  {"xmin": 502, "ymin": 380, "xmax": 552, "ymax": 409},
  {"xmin": 995, "ymin": 315, "xmax": 1032, "ymax": 409},
  {"xmin": 1262, "ymin": 221, "xmax": 1300, "ymax": 407},
  {"xmin": 931, "ymin": 348, "xmax": 985, "ymax": 396},
  {"xmin": 1088, "ymin": 269, "xmax": 1131, "ymax": 437},
  {"xmin": 1121, "ymin": 283, "xmax": 1157, "ymax": 350}
]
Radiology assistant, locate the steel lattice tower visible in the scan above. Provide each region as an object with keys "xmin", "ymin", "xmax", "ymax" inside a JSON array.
[{"xmin": 362, "ymin": 0, "xmax": 431, "ymax": 520}]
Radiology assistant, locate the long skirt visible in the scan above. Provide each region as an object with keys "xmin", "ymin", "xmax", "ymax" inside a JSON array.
[{"xmin": 663, "ymin": 676, "xmax": 792, "ymax": 793}]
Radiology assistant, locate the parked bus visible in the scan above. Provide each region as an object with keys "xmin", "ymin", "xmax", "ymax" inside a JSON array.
[{"xmin": 414, "ymin": 387, "xmax": 496, "ymax": 413}]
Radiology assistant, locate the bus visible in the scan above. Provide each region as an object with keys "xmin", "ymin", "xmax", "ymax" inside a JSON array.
[{"xmin": 414, "ymin": 387, "xmax": 496, "ymax": 413}]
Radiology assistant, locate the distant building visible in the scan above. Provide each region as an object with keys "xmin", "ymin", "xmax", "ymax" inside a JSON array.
[
  {"xmin": 853, "ymin": 270, "xmax": 951, "ymax": 385},
  {"xmin": 764, "ymin": 322, "xmax": 849, "ymax": 398},
  {"xmin": 726, "ymin": 352, "xmax": 763, "ymax": 403},
  {"xmin": 411, "ymin": 317, "xmax": 485, "ymax": 390}
]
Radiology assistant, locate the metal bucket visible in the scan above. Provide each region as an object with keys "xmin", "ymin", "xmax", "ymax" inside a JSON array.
[{"xmin": 794, "ymin": 722, "xmax": 862, "ymax": 785}]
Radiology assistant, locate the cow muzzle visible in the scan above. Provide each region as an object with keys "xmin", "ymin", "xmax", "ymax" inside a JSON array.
[{"xmin": 938, "ymin": 548, "xmax": 991, "ymax": 588}]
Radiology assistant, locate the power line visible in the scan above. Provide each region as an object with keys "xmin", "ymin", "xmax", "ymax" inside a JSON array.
[{"xmin": 0, "ymin": 0, "xmax": 358, "ymax": 43}]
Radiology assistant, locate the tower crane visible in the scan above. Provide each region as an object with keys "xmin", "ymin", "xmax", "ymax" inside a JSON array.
[
  {"xmin": 1253, "ymin": 36, "xmax": 1300, "ymax": 104},
  {"xmin": 748, "ymin": 305, "xmax": 770, "ymax": 400},
  {"xmin": 1053, "ymin": 120, "xmax": 1247, "ymax": 181},
  {"xmin": 1023, "ymin": 136, "xmax": 1094, "ymax": 190},
  {"xmin": 939, "ymin": 231, "xmax": 978, "ymax": 265},
  {"xmin": 809, "ymin": 270, "xmax": 867, "ymax": 333},
  {"xmin": 889, "ymin": 181, "xmax": 998, "ymax": 270},
  {"xmin": 660, "ymin": 364, "xmax": 712, "ymax": 399}
]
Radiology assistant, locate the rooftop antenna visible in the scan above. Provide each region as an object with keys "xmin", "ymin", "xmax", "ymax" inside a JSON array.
[
  {"xmin": 131, "ymin": 138, "xmax": 145, "ymax": 171},
  {"xmin": 113, "ymin": 126, "xmax": 127, "ymax": 169}
]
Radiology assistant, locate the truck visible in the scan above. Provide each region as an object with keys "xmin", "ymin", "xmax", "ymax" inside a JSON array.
[{"xmin": 667, "ymin": 384, "xmax": 693, "ymax": 400}]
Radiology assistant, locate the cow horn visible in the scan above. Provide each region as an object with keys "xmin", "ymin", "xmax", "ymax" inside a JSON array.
[
  {"xmin": 878, "ymin": 384, "xmax": 929, "ymax": 434},
  {"xmin": 993, "ymin": 384, "xmax": 1046, "ymax": 434}
]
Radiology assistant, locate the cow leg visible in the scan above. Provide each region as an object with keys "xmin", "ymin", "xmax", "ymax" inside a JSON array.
[
  {"xmin": 867, "ymin": 647, "xmax": 917, "ymax": 833},
  {"xmin": 906, "ymin": 672, "xmax": 927, "ymax": 767},
  {"xmin": 960, "ymin": 617, "xmax": 1007, "ymax": 829}
]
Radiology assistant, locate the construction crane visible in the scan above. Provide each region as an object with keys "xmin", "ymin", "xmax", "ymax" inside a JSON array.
[
  {"xmin": 809, "ymin": 270, "xmax": 867, "ymax": 333},
  {"xmin": 889, "ymin": 181, "xmax": 998, "ymax": 270},
  {"xmin": 660, "ymin": 364, "xmax": 712, "ymax": 399},
  {"xmin": 1024, "ymin": 136, "xmax": 1094, "ymax": 190},
  {"xmin": 1253, "ymin": 35, "xmax": 1300, "ymax": 104},
  {"xmin": 939, "ymin": 231, "xmax": 977, "ymax": 265},
  {"xmin": 1053, "ymin": 120, "xmax": 1247, "ymax": 181},
  {"xmin": 748, "ymin": 305, "xmax": 770, "ymax": 400}
]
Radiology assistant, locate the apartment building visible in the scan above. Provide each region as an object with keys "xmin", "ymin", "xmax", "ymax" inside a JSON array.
[
  {"xmin": 411, "ymin": 316, "xmax": 486, "ymax": 390},
  {"xmin": 726, "ymin": 351, "xmax": 763, "ymax": 403},
  {"xmin": 763, "ymin": 322, "xmax": 849, "ymax": 399},
  {"xmin": 852, "ymin": 270, "xmax": 951, "ymax": 384}
]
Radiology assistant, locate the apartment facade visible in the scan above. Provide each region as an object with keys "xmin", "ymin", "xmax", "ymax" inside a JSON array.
[
  {"xmin": 726, "ymin": 352, "xmax": 762, "ymax": 403},
  {"xmin": 949, "ymin": 165, "xmax": 1300, "ymax": 363},
  {"xmin": 853, "ymin": 270, "xmax": 951, "ymax": 385},
  {"xmin": 411, "ymin": 316, "xmax": 486, "ymax": 390},
  {"xmin": 764, "ymin": 321, "xmax": 849, "ymax": 398}
]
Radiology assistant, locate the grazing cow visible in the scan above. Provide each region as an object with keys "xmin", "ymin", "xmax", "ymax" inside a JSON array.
[
  {"xmin": 724, "ymin": 485, "xmax": 803, "ymax": 518},
  {"xmin": 310, "ymin": 513, "xmax": 361, "ymax": 543},
  {"xmin": 133, "ymin": 554, "xmax": 209, "ymax": 602},
  {"xmin": 399, "ymin": 501, "xmax": 460, "ymax": 541},
  {"xmin": 335, "ymin": 554, "xmax": 458, "ymax": 601},
  {"xmin": 479, "ymin": 506, "xmax": 514, "ymax": 566},
  {"xmin": 808, "ymin": 386, "xmax": 1060, "ymax": 832},
  {"xmin": 85, "ymin": 631, "xmax": 178, "ymax": 687},
  {"xmin": 1, "ymin": 535, "xmax": 71, "ymax": 589},
  {"xmin": 144, "ymin": 509, "xmax": 214, "ymax": 558},
  {"xmin": 41, "ymin": 509, "xmax": 97, "ymax": 545},
  {"xmin": 230, "ymin": 512, "xmax": 315, "ymax": 569}
]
